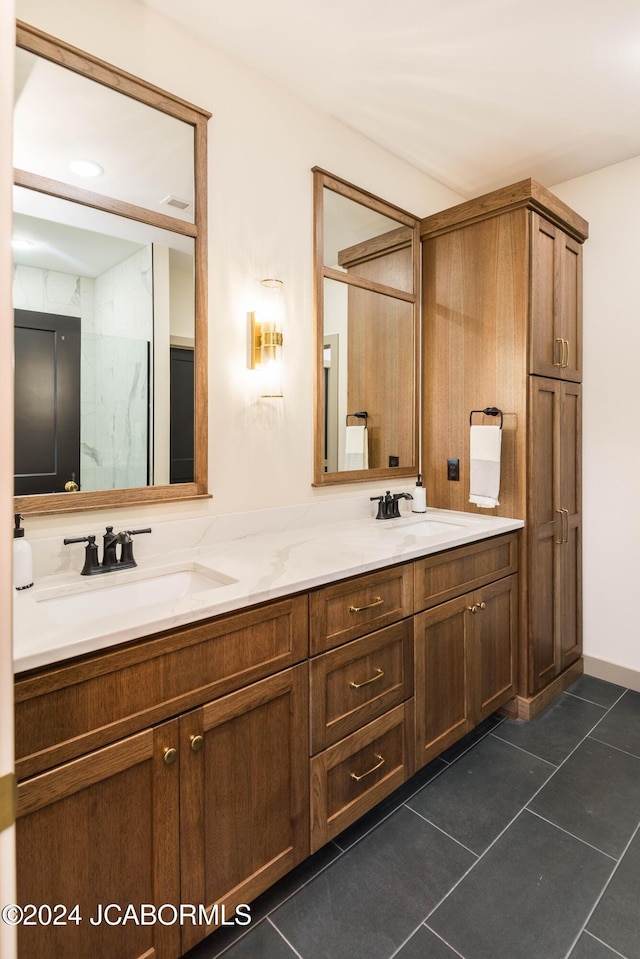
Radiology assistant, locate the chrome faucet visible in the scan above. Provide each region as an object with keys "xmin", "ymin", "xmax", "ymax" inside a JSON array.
[
  {"xmin": 370, "ymin": 491, "xmax": 414, "ymax": 520},
  {"xmin": 64, "ymin": 526, "xmax": 152, "ymax": 575}
]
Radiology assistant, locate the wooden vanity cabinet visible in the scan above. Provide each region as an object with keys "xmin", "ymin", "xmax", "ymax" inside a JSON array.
[
  {"xmin": 179, "ymin": 664, "xmax": 309, "ymax": 952},
  {"xmin": 14, "ymin": 599, "xmax": 310, "ymax": 959},
  {"xmin": 16, "ymin": 721, "xmax": 181, "ymax": 959},
  {"xmin": 413, "ymin": 536, "xmax": 518, "ymax": 767},
  {"xmin": 421, "ymin": 178, "xmax": 587, "ymax": 718},
  {"xmin": 14, "ymin": 533, "xmax": 520, "ymax": 956},
  {"xmin": 414, "ymin": 576, "xmax": 518, "ymax": 767},
  {"xmin": 309, "ymin": 565, "xmax": 414, "ymax": 851}
]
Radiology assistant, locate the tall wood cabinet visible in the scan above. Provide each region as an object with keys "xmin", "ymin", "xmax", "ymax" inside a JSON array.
[{"xmin": 421, "ymin": 178, "xmax": 588, "ymax": 718}]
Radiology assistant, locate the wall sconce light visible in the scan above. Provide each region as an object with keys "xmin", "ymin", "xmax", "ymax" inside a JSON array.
[{"xmin": 248, "ymin": 278, "xmax": 285, "ymax": 397}]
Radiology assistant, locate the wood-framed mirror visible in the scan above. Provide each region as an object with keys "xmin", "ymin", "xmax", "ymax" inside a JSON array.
[
  {"xmin": 312, "ymin": 168, "xmax": 420, "ymax": 486},
  {"xmin": 13, "ymin": 21, "xmax": 210, "ymax": 514}
]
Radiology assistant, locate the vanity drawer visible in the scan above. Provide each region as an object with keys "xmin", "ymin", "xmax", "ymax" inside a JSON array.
[
  {"xmin": 309, "ymin": 563, "xmax": 413, "ymax": 654},
  {"xmin": 14, "ymin": 595, "xmax": 308, "ymax": 779},
  {"xmin": 310, "ymin": 621, "xmax": 413, "ymax": 754},
  {"xmin": 413, "ymin": 533, "xmax": 518, "ymax": 613},
  {"xmin": 310, "ymin": 701, "xmax": 413, "ymax": 852}
]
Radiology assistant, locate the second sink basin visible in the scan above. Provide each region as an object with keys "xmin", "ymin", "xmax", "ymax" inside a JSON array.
[
  {"xmin": 36, "ymin": 564, "xmax": 237, "ymax": 626},
  {"xmin": 387, "ymin": 519, "xmax": 464, "ymax": 536}
]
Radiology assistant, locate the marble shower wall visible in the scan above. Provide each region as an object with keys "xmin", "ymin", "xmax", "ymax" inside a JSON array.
[{"xmin": 82, "ymin": 245, "xmax": 152, "ymax": 491}]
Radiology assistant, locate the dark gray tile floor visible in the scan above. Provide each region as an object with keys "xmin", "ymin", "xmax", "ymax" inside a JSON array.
[{"xmin": 185, "ymin": 674, "xmax": 640, "ymax": 959}]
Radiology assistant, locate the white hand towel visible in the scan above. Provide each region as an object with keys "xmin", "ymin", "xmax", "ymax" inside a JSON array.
[
  {"xmin": 469, "ymin": 425, "xmax": 501, "ymax": 508},
  {"xmin": 344, "ymin": 425, "xmax": 369, "ymax": 470}
]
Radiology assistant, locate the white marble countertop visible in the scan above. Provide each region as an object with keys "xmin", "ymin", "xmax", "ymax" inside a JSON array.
[{"xmin": 13, "ymin": 505, "xmax": 524, "ymax": 674}]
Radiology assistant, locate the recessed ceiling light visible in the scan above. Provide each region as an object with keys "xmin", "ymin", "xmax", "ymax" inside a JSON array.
[
  {"xmin": 69, "ymin": 159, "xmax": 104, "ymax": 178},
  {"xmin": 12, "ymin": 237, "xmax": 36, "ymax": 251}
]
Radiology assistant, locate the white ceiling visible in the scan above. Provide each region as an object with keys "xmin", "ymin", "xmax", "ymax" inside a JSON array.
[{"xmin": 140, "ymin": 0, "xmax": 640, "ymax": 197}]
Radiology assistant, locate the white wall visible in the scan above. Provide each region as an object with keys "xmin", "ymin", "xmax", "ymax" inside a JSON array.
[
  {"xmin": 553, "ymin": 158, "xmax": 640, "ymax": 677},
  {"xmin": 15, "ymin": 0, "xmax": 462, "ymax": 542}
]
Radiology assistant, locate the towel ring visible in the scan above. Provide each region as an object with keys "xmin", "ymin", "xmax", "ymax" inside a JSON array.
[
  {"xmin": 346, "ymin": 411, "xmax": 368, "ymax": 426},
  {"xmin": 469, "ymin": 407, "xmax": 503, "ymax": 429}
]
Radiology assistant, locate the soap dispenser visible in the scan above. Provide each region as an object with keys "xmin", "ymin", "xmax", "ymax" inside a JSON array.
[
  {"xmin": 14, "ymin": 513, "xmax": 33, "ymax": 590},
  {"xmin": 412, "ymin": 475, "xmax": 427, "ymax": 513}
]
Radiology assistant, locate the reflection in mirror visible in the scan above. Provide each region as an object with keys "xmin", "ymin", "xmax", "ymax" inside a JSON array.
[
  {"xmin": 14, "ymin": 47, "xmax": 195, "ymax": 222},
  {"xmin": 323, "ymin": 188, "xmax": 414, "ymax": 295},
  {"xmin": 323, "ymin": 278, "xmax": 414, "ymax": 472},
  {"xmin": 313, "ymin": 168, "xmax": 420, "ymax": 486},
  {"xmin": 12, "ymin": 189, "xmax": 195, "ymax": 495},
  {"xmin": 14, "ymin": 21, "xmax": 210, "ymax": 514}
]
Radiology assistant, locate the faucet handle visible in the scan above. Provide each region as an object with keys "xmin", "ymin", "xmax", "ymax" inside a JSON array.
[
  {"xmin": 64, "ymin": 534, "xmax": 100, "ymax": 575},
  {"xmin": 370, "ymin": 495, "xmax": 386, "ymax": 521},
  {"xmin": 118, "ymin": 527, "xmax": 151, "ymax": 568}
]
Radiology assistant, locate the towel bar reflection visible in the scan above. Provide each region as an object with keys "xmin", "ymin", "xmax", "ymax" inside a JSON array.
[
  {"xmin": 469, "ymin": 407, "xmax": 503, "ymax": 429},
  {"xmin": 346, "ymin": 411, "xmax": 368, "ymax": 426}
]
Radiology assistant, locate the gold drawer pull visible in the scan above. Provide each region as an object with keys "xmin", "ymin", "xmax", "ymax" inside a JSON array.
[
  {"xmin": 190, "ymin": 735, "xmax": 204, "ymax": 752},
  {"xmin": 554, "ymin": 337, "xmax": 564, "ymax": 367},
  {"xmin": 555, "ymin": 508, "xmax": 569, "ymax": 544},
  {"xmin": 349, "ymin": 596, "xmax": 384, "ymax": 613},
  {"xmin": 349, "ymin": 667, "xmax": 384, "ymax": 689},
  {"xmin": 350, "ymin": 754, "xmax": 385, "ymax": 782},
  {"xmin": 555, "ymin": 338, "xmax": 570, "ymax": 368},
  {"xmin": 163, "ymin": 747, "xmax": 177, "ymax": 765}
]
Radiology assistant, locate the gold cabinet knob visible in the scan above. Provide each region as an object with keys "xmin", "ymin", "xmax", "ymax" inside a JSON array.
[
  {"xmin": 478, "ymin": 602, "xmax": 486, "ymax": 610},
  {"xmin": 190, "ymin": 735, "xmax": 204, "ymax": 752},
  {"xmin": 467, "ymin": 605, "xmax": 477, "ymax": 613},
  {"xmin": 163, "ymin": 747, "xmax": 178, "ymax": 765}
]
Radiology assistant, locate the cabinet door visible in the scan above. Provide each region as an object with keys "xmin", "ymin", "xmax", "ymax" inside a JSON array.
[
  {"xmin": 16, "ymin": 721, "xmax": 181, "ymax": 959},
  {"xmin": 529, "ymin": 377, "xmax": 582, "ymax": 692},
  {"xmin": 469, "ymin": 576, "xmax": 518, "ymax": 722},
  {"xmin": 179, "ymin": 664, "xmax": 309, "ymax": 952},
  {"xmin": 558, "ymin": 381, "xmax": 582, "ymax": 671},
  {"xmin": 414, "ymin": 595, "xmax": 472, "ymax": 768},
  {"xmin": 530, "ymin": 212, "xmax": 582, "ymax": 382}
]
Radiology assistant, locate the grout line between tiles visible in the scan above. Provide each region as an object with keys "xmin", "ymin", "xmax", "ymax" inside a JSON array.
[
  {"xmin": 419, "ymin": 686, "xmax": 631, "ymax": 927},
  {"xmin": 524, "ymin": 807, "xmax": 617, "ymax": 861},
  {"xmin": 422, "ymin": 922, "xmax": 468, "ymax": 959},
  {"xmin": 563, "ymin": 690, "xmax": 622, "ymax": 709},
  {"xmin": 402, "ymin": 804, "xmax": 480, "ymax": 858},
  {"xmin": 587, "ymin": 734, "xmax": 640, "ymax": 763},
  {"xmin": 561, "ymin": 820, "xmax": 640, "ymax": 959},
  {"xmin": 488, "ymin": 730, "xmax": 559, "ymax": 767},
  {"xmin": 581, "ymin": 929, "xmax": 631, "ymax": 959},
  {"xmin": 267, "ymin": 915, "xmax": 305, "ymax": 959},
  {"xmin": 335, "ymin": 720, "xmax": 507, "ymax": 854},
  {"xmin": 199, "ymin": 684, "xmax": 633, "ymax": 959},
  {"xmin": 387, "ymin": 919, "xmax": 430, "ymax": 959},
  {"xmin": 387, "ymin": 919, "xmax": 467, "ymax": 959}
]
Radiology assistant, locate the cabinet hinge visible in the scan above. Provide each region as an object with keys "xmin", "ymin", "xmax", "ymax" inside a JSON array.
[{"xmin": 0, "ymin": 772, "xmax": 17, "ymax": 832}]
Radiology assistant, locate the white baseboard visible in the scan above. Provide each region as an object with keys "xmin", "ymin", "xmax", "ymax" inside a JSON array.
[{"xmin": 583, "ymin": 656, "xmax": 640, "ymax": 694}]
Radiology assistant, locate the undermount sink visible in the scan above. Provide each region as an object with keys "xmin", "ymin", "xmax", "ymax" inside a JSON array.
[{"xmin": 36, "ymin": 564, "xmax": 237, "ymax": 626}]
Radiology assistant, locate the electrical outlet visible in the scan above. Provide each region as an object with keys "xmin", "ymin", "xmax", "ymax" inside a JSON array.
[{"xmin": 447, "ymin": 458, "xmax": 460, "ymax": 481}]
